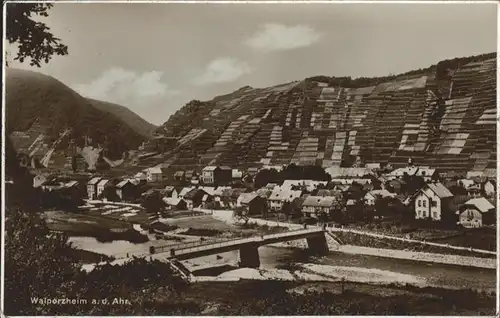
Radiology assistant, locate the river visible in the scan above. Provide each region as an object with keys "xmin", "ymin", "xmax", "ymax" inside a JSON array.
[{"xmin": 70, "ymin": 236, "xmax": 496, "ymax": 292}]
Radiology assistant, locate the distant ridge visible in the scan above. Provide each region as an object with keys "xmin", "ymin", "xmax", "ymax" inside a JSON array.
[{"xmin": 88, "ymin": 98, "xmax": 157, "ymax": 138}]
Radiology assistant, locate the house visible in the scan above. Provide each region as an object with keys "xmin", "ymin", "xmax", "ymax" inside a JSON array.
[
  {"xmin": 232, "ymin": 169, "xmax": 243, "ymax": 180},
  {"xmin": 202, "ymin": 166, "xmax": 219, "ymax": 184},
  {"xmin": 134, "ymin": 172, "xmax": 147, "ymax": 182},
  {"xmin": 389, "ymin": 166, "xmax": 419, "ymax": 179},
  {"xmin": 164, "ymin": 186, "xmax": 178, "ymax": 199},
  {"xmin": 364, "ymin": 189, "xmax": 396, "ymax": 206},
  {"xmin": 268, "ymin": 188, "xmax": 302, "ymax": 212},
  {"xmin": 183, "ymin": 188, "xmax": 208, "ymax": 209},
  {"xmin": 185, "ymin": 170, "xmax": 195, "ymax": 181},
  {"xmin": 174, "ymin": 171, "xmax": 185, "ymax": 182},
  {"xmin": 145, "ymin": 167, "xmax": 163, "ymax": 183},
  {"xmin": 87, "ymin": 177, "xmax": 102, "ymax": 200},
  {"xmin": 414, "ymin": 183, "xmax": 454, "ymax": 221},
  {"xmin": 466, "ymin": 184, "xmax": 482, "ymax": 197},
  {"xmin": 482, "ymin": 180, "xmax": 496, "ymax": 197},
  {"xmin": 457, "ymin": 197, "xmax": 496, "ymax": 228},
  {"xmin": 415, "ymin": 167, "xmax": 437, "ymax": 182},
  {"xmin": 201, "ymin": 193, "xmax": 214, "ymax": 208},
  {"xmin": 96, "ymin": 179, "xmax": 111, "ymax": 198},
  {"xmin": 365, "ymin": 163, "xmax": 381, "ymax": 170},
  {"xmin": 458, "ymin": 179, "xmax": 475, "ymax": 189},
  {"xmin": 218, "ymin": 166, "xmax": 233, "ymax": 184},
  {"xmin": 115, "ymin": 180, "xmax": 137, "ymax": 201},
  {"xmin": 202, "ymin": 166, "xmax": 232, "ymax": 185},
  {"xmin": 302, "ymin": 196, "xmax": 336, "ymax": 218},
  {"xmin": 33, "ymin": 174, "xmax": 48, "ymax": 188},
  {"xmin": 178, "ymin": 186, "xmax": 195, "ymax": 199},
  {"xmin": 237, "ymin": 192, "xmax": 268, "ymax": 215},
  {"xmin": 163, "ymin": 197, "xmax": 187, "ymax": 210}
]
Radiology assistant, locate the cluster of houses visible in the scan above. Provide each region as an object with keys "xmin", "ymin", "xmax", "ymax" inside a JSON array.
[{"xmin": 33, "ymin": 161, "xmax": 497, "ymax": 229}]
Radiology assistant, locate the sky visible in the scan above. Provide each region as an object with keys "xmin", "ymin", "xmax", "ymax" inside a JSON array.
[{"xmin": 7, "ymin": 2, "xmax": 497, "ymax": 125}]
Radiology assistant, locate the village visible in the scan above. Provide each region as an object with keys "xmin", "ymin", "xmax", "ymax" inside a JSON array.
[{"xmin": 31, "ymin": 156, "xmax": 497, "ymax": 250}]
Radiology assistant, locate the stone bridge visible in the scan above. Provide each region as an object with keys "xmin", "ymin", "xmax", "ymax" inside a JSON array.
[{"xmin": 151, "ymin": 228, "xmax": 329, "ymax": 268}]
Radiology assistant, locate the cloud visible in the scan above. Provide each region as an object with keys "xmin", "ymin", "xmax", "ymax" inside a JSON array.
[
  {"xmin": 244, "ymin": 23, "xmax": 321, "ymax": 52},
  {"xmin": 193, "ymin": 58, "xmax": 253, "ymax": 86},
  {"xmin": 74, "ymin": 67, "xmax": 179, "ymax": 106}
]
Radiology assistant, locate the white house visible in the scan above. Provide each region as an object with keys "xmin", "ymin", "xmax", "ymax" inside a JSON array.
[
  {"xmin": 414, "ymin": 183, "xmax": 453, "ymax": 221},
  {"xmin": 415, "ymin": 167, "xmax": 436, "ymax": 182},
  {"xmin": 87, "ymin": 177, "xmax": 102, "ymax": 200},
  {"xmin": 144, "ymin": 167, "xmax": 163, "ymax": 183},
  {"xmin": 458, "ymin": 197, "xmax": 495, "ymax": 228},
  {"xmin": 302, "ymin": 196, "xmax": 336, "ymax": 218},
  {"xmin": 96, "ymin": 179, "xmax": 110, "ymax": 198},
  {"xmin": 202, "ymin": 166, "xmax": 219, "ymax": 184},
  {"xmin": 267, "ymin": 188, "xmax": 302, "ymax": 212}
]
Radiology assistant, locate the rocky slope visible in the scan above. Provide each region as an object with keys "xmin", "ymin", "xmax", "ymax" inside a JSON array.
[
  {"xmin": 6, "ymin": 68, "xmax": 147, "ymax": 162},
  {"xmin": 156, "ymin": 53, "xmax": 496, "ymax": 174}
]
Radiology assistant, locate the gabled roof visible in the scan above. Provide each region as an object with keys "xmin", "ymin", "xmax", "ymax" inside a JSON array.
[
  {"xmin": 269, "ymin": 188, "xmax": 302, "ymax": 202},
  {"xmin": 424, "ymin": 183, "xmax": 453, "ymax": 199},
  {"xmin": 88, "ymin": 177, "xmax": 102, "ymax": 185},
  {"xmin": 238, "ymin": 192, "xmax": 260, "ymax": 205},
  {"xmin": 219, "ymin": 166, "xmax": 231, "ymax": 171},
  {"xmin": 203, "ymin": 166, "xmax": 219, "ymax": 172},
  {"xmin": 199, "ymin": 186, "xmax": 216, "ymax": 196},
  {"xmin": 464, "ymin": 197, "xmax": 495, "ymax": 213},
  {"xmin": 415, "ymin": 167, "xmax": 436, "ymax": 177},
  {"xmin": 64, "ymin": 180, "xmax": 79, "ymax": 188},
  {"xmin": 184, "ymin": 188, "xmax": 207, "ymax": 200},
  {"xmin": 302, "ymin": 196, "xmax": 336, "ymax": 208},
  {"xmin": 281, "ymin": 180, "xmax": 327, "ymax": 192},
  {"xmin": 178, "ymin": 187, "xmax": 194, "ymax": 197},
  {"xmin": 390, "ymin": 166, "xmax": 418, "ymax": 177},
  {"xmin": 116, "ymin": 180, "xmax": 132, "ymax": 188},
  {"xmin": 367, "ymin": 189, "xmax": 396, "ymax": 199},
  {"xmin": 146, "ymin": 167, "xmax": 162, "ymax": 174},
  {"xmin": 174, "ymin": 170, "xmax": 185, "ymax": 177},
  {"xmin": 97, "ymin": 179, "xmax": 110, "ymax": 187}
]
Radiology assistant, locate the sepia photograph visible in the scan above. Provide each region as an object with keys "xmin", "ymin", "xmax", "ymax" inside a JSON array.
[{"xmin": 2, "ymin": 1, "xmax": 498, "ymax": 316}]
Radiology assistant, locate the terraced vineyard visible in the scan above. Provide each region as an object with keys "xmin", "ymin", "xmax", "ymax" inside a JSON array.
[{"xmin": 156, "ymin": 54, "xmax": 496, "ymax": 174}]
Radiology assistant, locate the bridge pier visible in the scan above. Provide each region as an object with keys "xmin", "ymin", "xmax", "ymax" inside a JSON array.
[
  {"xmin": 306, "ymin": 234, "xmax": 329, "ymax": 255},
  {"xmin": 239, "ymin": 244, "xmax": 260, "ymax": 268}
]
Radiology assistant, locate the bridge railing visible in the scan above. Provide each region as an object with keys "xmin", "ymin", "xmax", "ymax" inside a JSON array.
[{"xmin": 154, "ymin": 227, "xmax": 324, "ymax": 255}]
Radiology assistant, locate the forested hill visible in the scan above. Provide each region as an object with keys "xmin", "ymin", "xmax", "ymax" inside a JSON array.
[
  {"xmin": 5, "ymin": 68, "xmax": 147, "ymax": 160},
  {"xmin": 154, "ymin": 52, "xmax": 496, "ymax": 174}
]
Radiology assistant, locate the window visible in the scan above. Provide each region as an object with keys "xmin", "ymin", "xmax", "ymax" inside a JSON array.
[
  {"xmin": 418, "ymin": 200, "xmax": 421, "ymax": 207},
  {"xmin": 422, "ymin": 200, "xmax": 427, "ymax": 208},
  {"xmin": 431, "ymin": 200, "xmax": 437, "ymax": 207}
]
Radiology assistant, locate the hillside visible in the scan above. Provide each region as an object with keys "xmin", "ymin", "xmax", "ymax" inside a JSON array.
[
  {"xmin": 88, "ymin": 98, "xmax": 157, "ymax": 138},
  {"xmin": 156, "ymin": 53, "xmax": 496, "ymax": 174},
  {"xmin": 6, "ymin": 68, "xmax": 146, "ymax": 161}
]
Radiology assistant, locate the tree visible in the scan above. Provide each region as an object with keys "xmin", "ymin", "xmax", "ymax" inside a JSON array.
[
  {"xmin": 6, "ymin": 3, "xmax": 68, "ymax": 67},
  {"xmin": 141, "ymin": 190, "xmax": 165, "ymax": 214},
  {"xmin": 233, "ymin": 206, "xmax": 249, "ymax": 225}
]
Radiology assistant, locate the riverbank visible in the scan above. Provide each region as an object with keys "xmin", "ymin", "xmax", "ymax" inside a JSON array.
[{"xmin": 195, "ymin": 208, "xmax": 497, "ymax": 269}]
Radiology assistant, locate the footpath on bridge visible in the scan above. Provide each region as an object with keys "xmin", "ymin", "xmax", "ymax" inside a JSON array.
[{"xmin": 195, "ymin": 208, "xmax": 496, "ymax": 270}]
